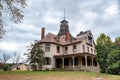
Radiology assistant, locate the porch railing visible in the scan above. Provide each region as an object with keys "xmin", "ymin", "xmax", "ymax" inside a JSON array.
[{"xmin": 64, "ymin": 65, "xmax": 98, "ymax": 71}]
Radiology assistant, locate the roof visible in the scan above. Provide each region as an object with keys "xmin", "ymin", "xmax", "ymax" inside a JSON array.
[
  {"xmin": 39, "ymin": 33, "xmax": 81, "ymax": 45},
  {"xmin": 0, "ymin": 63, "xmax": 4, "ymax": 67},
  {"xmin": 77, "ymin": 30, "xmax": 93, "ymax": 37},
  {"xmin": 54, "ymin": 52, "xmax": 96, "ymax": 57},
  {"xmin": 9, "ymin": 63, "xmax": 27, "ymax": 69},
  {"xmin": 39, "ymin": 30, "xmax": 94, "ymax": 46}
]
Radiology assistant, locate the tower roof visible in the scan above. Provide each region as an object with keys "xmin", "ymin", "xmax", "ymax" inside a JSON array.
[{"xmin": 57, "ymin": 19, "xmax": 70, "ymax": 36}]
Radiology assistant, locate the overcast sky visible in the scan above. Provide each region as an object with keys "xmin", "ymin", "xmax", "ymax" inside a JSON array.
[{"xmin": 0, "ymin": 0, "xmax": 120, "ymax": 61}]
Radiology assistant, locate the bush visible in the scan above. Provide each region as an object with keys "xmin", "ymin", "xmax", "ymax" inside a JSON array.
[{"xmin": 2, "ymin": 64, "xmax": 13, "ymax": 71}]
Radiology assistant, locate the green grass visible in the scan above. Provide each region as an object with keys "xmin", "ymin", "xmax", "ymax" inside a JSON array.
[{"xmin": 0, "ymin": 71, "xmax": 120, "ymax": 80}]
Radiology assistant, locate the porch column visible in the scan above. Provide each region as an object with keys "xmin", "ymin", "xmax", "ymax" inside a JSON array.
[
  {"xmin": 62, "ymin": 57, "xmax": 64, "ymax": 69},
  {"xmin": 72, "ymin": 57, "xmax": 74, "ymax": 69},
  {"xmin": 92, "ymin": 57, "xmax": 94, "ymax": 70},
  {"xmin": 78, "ymin": 57, "xmax": 80, "ymax": 68},
  {"xmin": 85, "ymin": 55, "xmax": 87, "ymax": 70},
  {"xmin": 81, "ymin": 56, "xmax": 82, "ymax": 68}
]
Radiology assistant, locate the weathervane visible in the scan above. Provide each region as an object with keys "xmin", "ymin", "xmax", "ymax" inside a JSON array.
[{"xmin": 64, "ymin": 8, "xmax": 66, "ymax": 20}]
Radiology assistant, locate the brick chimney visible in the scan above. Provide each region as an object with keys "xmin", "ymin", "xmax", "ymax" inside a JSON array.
[
  {"xmin": 41, "ymin": 27, "xmax": 45, "ymax": 39},
  {"xmin": 66, "ymin": 31, "xmax": 70, "ymax": 41}
]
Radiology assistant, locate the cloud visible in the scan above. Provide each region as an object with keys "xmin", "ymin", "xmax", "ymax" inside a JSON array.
[
  {"xmin": 42, "ymin": 11, "xmax": 61, "ymax": 24},
  {"xmin": 1, "ymin": 0, "xmax": 120, "ymax": 62},
  {"xmin": 0, "ymin": 42, "xmax": 19, "ymax": 51},
  {"xmin": 103, "ymin": 0, "xmax": 119, "ymax": 19},
  {"xmin": 12, "ymin": 24, "xmax": 40, "ymax": 32}
]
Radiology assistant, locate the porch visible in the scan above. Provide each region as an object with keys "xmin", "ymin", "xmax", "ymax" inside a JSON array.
[{"xmin": 54, "ymin": 53, "xmax": 98, "ymax": 71}]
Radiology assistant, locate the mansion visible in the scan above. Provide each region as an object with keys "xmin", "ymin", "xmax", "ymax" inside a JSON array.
[{"xmin": 38, "ymin": 19, "xmax": 98, "ymax": 71}]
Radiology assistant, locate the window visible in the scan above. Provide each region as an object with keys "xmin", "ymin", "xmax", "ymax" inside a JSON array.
[
  {"xmin": 44, "ymin": 57, "xmax": 51, "ymax": 65},
  {"xmin": 65, "ymin": 47, "xmax": 68, "ymax": 51},
  {"xmin": 65, "ymin": 47, "xmax": 68, "ymax": 53},
  {"xmin": 57, "ymin": 46, "xmax": 60, "ymax": 53},
  {"xmin": 73, "ymin": 44, "xmax": 76, "ymax": 52},
  {"xmin": 45, "ymin": 43, "xmax": 50, "ymax": 52},
  {"xmin": 94, "ymin": 49, "xmax": 96, "ymax": 54},
  {"xmin": 91, "ymin": 48, "xmax": 93, "ymax": 53},
  {"xmin": 87, "ymin": 36, "xmax": 92, "ymax": 45},
  {"xmin": 82, "ymin": 45, "xmax": 85, "ymax": 52},
  {"xmin": 87, "ymin": 47, "xmax": 89, "ymax": 53}
]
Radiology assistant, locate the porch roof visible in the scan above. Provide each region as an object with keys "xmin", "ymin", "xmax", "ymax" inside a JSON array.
[{"xmin": 54, "ymin": 52, "xmax": 96, "ymax": 58}]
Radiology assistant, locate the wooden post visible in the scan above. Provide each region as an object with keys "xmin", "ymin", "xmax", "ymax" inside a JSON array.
[
  {"xmin": 92, "ymin": 57, "xmax": 94, "ymax": 70},
  {"xmin": 72, "ymin": 57, "xmax": 74, "ymax": 69},
  {"xmin": 62, "ymin": 57, "xmax": 64, "ymax": 69},
  {"xmin": 85, "ymin": 55, "xmax": 87, "ymax": 71}
]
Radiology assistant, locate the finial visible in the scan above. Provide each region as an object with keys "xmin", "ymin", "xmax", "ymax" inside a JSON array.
[{"xmin": 64, "ymin": 8, "xmax": 65, "ymax": 20}]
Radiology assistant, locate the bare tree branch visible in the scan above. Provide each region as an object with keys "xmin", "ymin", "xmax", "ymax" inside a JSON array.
[
  {"xmin": 0, "ymin": 53, "xmax": 11, "ymax": 64},
  {"xmin": 0, "ymin": 0, "xmax": 27, "ymax": 38},
  {"xmin": 12, "ymin": 52, "xmax": 21, "ymax": 64}
]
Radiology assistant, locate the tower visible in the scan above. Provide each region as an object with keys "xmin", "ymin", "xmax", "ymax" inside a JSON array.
[{"xmin": 57, "ymin": 10, "xmax": 70, "ymax": 36}]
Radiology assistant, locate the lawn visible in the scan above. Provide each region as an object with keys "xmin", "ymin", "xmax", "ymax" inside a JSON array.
[{"xmin": 0, "ymin": 71, "xmax": 120, "ymax": 80}]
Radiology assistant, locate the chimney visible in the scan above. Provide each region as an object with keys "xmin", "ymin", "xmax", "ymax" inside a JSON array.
[
  {"xmin": 66, "ymin": 32, "xmax": 70, "ymax": 41},
  {"xmin": 41, "ymin": 27, "xmax": 45, "ymax": 39}
]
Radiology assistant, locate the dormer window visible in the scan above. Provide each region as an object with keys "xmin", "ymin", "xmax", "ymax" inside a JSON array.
[
  {"xmin": 55, "ymin": 37, "xmax": 59, "ymax": 42},
  {"xmin": 87, "ymin": 36, "xmax": 92, "ymax": 45}
]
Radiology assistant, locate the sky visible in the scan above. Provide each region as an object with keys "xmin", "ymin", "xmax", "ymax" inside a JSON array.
[{"xmin": 0, "ymin": 0, "xmax": 120, "ymax": 62}]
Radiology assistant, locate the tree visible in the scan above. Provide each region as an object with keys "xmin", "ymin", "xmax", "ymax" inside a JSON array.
[
  {"xmin": 96, "ymin": 33, "xmax": 112, "ymax": 73},
  {"xmin": 107, "ymin": 49, "xmax": 120, "ymax": 75},
  {"xmin": 0, "ymin": 53, "xmax": 11, "ymax": 64},
  {"xmin": 27, "ymin": 40, "xmax": 44, "ymax": 70},
  {"xmin": 115, "ymin": 37, "xmax": 120, "ymax": 45},
  {"xmin": 0, "ymin": 25, "xmax": 5, "ymax": 38},
  {"xmin": 106, "ymin": 37, "xmax": 120, "ymax": 75},
  {"xmin": 12, "ymin": 52, "xmax": 21, "ymax": 64},
  {"xmin": 0, "ymin": 53, "xmax": 11, "ymax": 71},
  {"xmin": 0, "ymin": 0, "xmax": 27, "ymax": 38}
]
